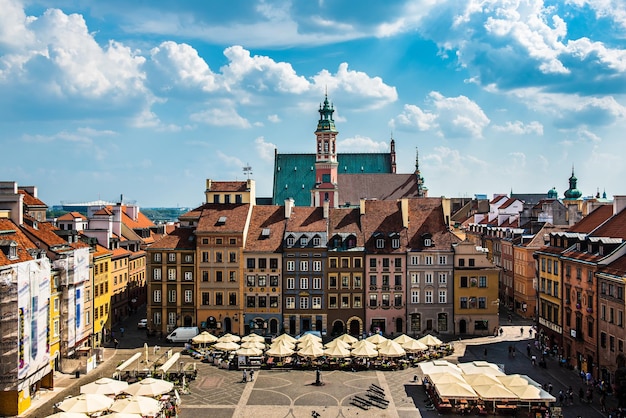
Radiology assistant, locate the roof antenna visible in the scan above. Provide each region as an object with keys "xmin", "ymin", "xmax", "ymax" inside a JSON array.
[{"xmin": 243, "ymin": 163, "xmax": 253, "ymax": 179}]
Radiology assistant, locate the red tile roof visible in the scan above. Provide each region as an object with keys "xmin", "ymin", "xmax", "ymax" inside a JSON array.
[
  {"xmin": 18, "ymin": 189, "xmax": 47, "ymax": 207},
  {"xmin": 569, "ymin": 205, "xmax": 613, "ymax": 233},
  {"xmin": 207, "ymin": 181, "xmax": 249, "ymax": 192},
  {"xmin": 361, "ymin": 199, "xmax": 407, "ymax": 253},
  {"xmin": 407, "ymin": 198, "xmax": 461, "ymax": 250},
  {"xmin": 328, "ymin": 207, "xmax": 364, "ymax": 246},
  {"xmin": 151, "ymin": 226, "xmax": 196, "ymax": 250},
  {"xmin": 499, "ymin": 198, "xmax": 521, "ymax": 210},
  {"xmin": 597, "ymin": 253, "xmax": 626, "ymax": 277},
  {"xmin": 58, "ymin": 211, "xmax": 87, "ymax": 221},
  {"xmin": 196, "ymin": 203, "xmax": 251, "ymax": 233},
  {"xmin": 245, "ymin": 206, "xmax": 286, "ymax": 252},
  {"xmin": 0, "ymin": 219, "xmax": 38, "ymax": 266},
  {"xmin": 590, "ymin": 206, "xmax": 626, "ymax": 239},
  {"xmin": 285, "ymin": 206, "xmax": 327, "ymax": 233},
  {"xmin": 21, "ymin": 216, "xmax": 69, "ymax": 248}
]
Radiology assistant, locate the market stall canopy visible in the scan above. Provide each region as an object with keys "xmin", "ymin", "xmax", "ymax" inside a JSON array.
[
  {"xmin": 350, "ymin": 343, "xmax": 378, "ymax": 358},
  {"xmin": 324, "ymin": 339, "xmax": 350, "ymax": 350},
  {"xmin": 241, "ymin": 334, "xmax": 265, "ymax": 343},
  {"xmin": 393, "ymin": 334, "xmax": 415, "ymax": 345},
  {"xmin": 192, "ymin": 331, "xmax": 218, "ymax": 344},
  {"xmin": 273, "ymin": 333, "xmax": 297, "ymax": 344},
  {"xmin": 508, "ymin": 384, "xmax": 556, "ymax": 403},
  {"xmin": 401, "ymin": 339, "xmax": 428, "ymax": 352},
  {"xmin": 265, "ymin": 344, "xmax": 295, "ymax": 357},
  {"xmin": 458, "ymin": 361, "xmax": 504, "ymax": 376},
  {"xmin": 463, "ymin": 374, "xmax": 502, "ymax": 387},
  {"xmin": 124, "ymin": 377, "xmax": 174, "ymax": 397},
  {"xmin": 217, "ymin": 333, "xmax": 241, "ymax": 343},
  {"xmin": 417, "ymin": 334, "xmax": 443, "ymax": 346},
  {"xmin": 236, "ymin": 347, "xmax": 263, "ymax": 356},
  {"xmin": 241, "ymin": 341, "xmax": 265, "ymax": 349},
  {"xmin": 336, "ymin": 333, "xmax": 358, "ymax": 345},
  {"xmin": 214, "ymin": 341, "xmax": 241, "ymax": 352},
  {"xmin": 377, "ymin": 340, "xmax": 406, "ymax": 357},
  {"xmin": 115, "ymin": 352, "xmax": 142, "ymax": 372},
  {"xmin": 496, "ymin": 374, "xmax": 535, "ymax": 388},
  {"xmin": 472, "ymin": 384, "xmax": 519, "ymax": 401},
  {"xmin": 57, "ymin": 394, "xmax": 114, "ymax": 414},
  {"xmin": 297, "ymin": 333, "xmax": 322, "ymax": 344},
  {"xmin": 80, "ymin": 377, "xmax": 129, "ymax": 396},
  {"xmin": 103, "ymin": 414, "xmax": 143, "ymax": 418},
  {"xmin": 351, "ymin": 340, "xmax": 377, "ymax": 350},
  {"xmin": 365, "ymin": 334, "xmax": 388, "ymax": 345},
  {"xmin": 435, "ymin": 381, "xmax": 479, "ymax": 400},
  {"xmin": 157, "ymin": 352, "xmax": 181, "ymax": 374},
  {"xmin": 110, "ymin": 395, "xmax": 161, "ymax": 416},
  {"xmin": 45, "ymin": 413, "xmax": 89, "ymax": 418},
  {"xmin": 418, "ymin": 360, "xmax": 462, "ymax": 376},
  {"xmin": 298, "ymin": 343, "xmax": 325, "ymax": 358},
  {"xmin": 426, "ymin": 372, "xmax": 466, "ymax": 385},
  {"xmin": 323, "ymin": 344, "xmax": 351, "ymax": 358}
]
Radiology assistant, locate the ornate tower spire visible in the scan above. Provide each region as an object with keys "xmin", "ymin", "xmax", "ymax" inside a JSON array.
[
  {"xmin": 564, "ymin": 165, "xmax": 582, "ymax": 200},
  {"xmin": 415, "ymin": 147, "xmax": 427, "ymax": 197},
  {"xmin": 390, "ymin": 133, "xmax": 396, "ymax": 174},
  {"xmin": 311, "ymin": 94, "xmax": 339, "ymax": 207}
]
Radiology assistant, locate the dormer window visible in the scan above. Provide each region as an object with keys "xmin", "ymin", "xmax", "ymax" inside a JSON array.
[
  {"xmin": 376, "ymin": 239, "xmax": 385, "ymax": 249},
  {"xmin": 392, "ymin": 238, "xmax": 400, "ymax": 249},
  {"xmin": 312, "ymin": 237, "xmax": 320, "ymax": 246},
  {"xmin": 287, "ymin": 237, "xmax": 295, "ymax": 246},
  {"xmin": 300, "ymin": 237, "xmax": 308, "ymax": 246},
  {"xmin": 424, "ymin": 238, "xmax": 432, "ymax": 247}
]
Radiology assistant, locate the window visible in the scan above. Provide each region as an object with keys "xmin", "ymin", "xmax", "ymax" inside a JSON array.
[
  {"xmin": 342, "ymin": 295, "xmax": 350, "ymax": 308},
  {"xmin": 215, "ymin": 293, "xmax": 223, "ymax": 305},
  {"xmin": 168, "ymin": 290, "xmax": 176, "ymax": 302},
  {"xmin": 287, "ymin": 237, "xmax": 295, "ymax": 246},
  {"xmin": 300, "ymin": 260, "xmax": 308, "ymax": 271},
  {"xmin": 229, "ymin": 252, "xmax": 237, "ymax": 263},
  {"xmin": 270, "ymin": 258, "xmax": 278, "ymax": 269},
  {"xmin": 376, "ymin": 239, "xmax": 385, "ymax": 248},
  {"xmin": 184, "ymin": 290, "xmax": 193, "ymax": 303},
  {"xmin": 353, "ymin": 295, "xmax": 362, "ymax": 308},
  {"xmin": 153, "ymin": 290, "xmax": 161, "ymax": 303},
  {"xmin": 202, "ymin": 271, "xmax": 209, "ymax": 282},
  {"xmin": 411, "ymin": 256, "xmax": 419, "ymax": 265},
  {"xmin": 300, "ymin": 237, "xmax": 308, "ymax": 246},
  {"xmin": 394, "ymin": 258, "xmax": 402, "ymax": 268},
  {"xmin": 216, "ymin": 271, "xmax": 223, "ymax": 282},
  {"xmin": 229, "ymin": 238, "xmax": 236, "ymax": 245},
  {"xmin": 329, "ymin": 275, "xmax": 337, "ymax": 288},
  {"xmin": 270, "ymin": 296, "xmax": 278, "ymax": 308},
  {"xmin": 247, "ymin": 296, "xmax": 256, "ymax": 308},
  {"xmin": 247, "ymin": 275, "xmax": 255, "ymax": 287},
  {"xmin": 479, "ymin": 276, "xmax": 487, "ymax": 287},
  {"xmin": 438, "ymin": 273, "xmax": 447, "ymax": 285},
  {"xmin": 554, "ymin": 260, "xmax": 559, "ymax": 275},
  {"xmin": 270, "ymin": 275, "xmax": 279, "ymax": 286},
  {"xmin": 478, "ymin": 297, "xmax": 487, "ymax": 309},
  {"xmin": 153, "ymin": 253, "xmax": 162, "ymax": 262},
  {"xmin": 202, "ymin": 252, "xmax": 209, "ymax": 262},
  {"xmin": 354, "ymin": 258, "xmax": 362, "ymax": 268},
  {"xmin": 382, "ymin": 294, "xmax": 390, "ymax": 307},
  {"xmin": 153, "ymin": 312, "xmax": 161, "ymax": 325},
  {"xmin": 153, "ymin": 269, "xmax": 162, "ymax": 281},
  {"xmin": 425, "ymin": 256, "xmax": 433, "ymax": 265},
  {"xmin": 287, "ymin": 260, "xmax": 295, "ymax": 271},
  {"xmin": 313, "ymin": 277, "xmax": 322, "ymax": 289},
  {"xmin": 395, "ymin": 275, "xmax": 402, "ymax": 286},
  {"xmin": 394, "ymin": 294, "xmax": 402, "ymax": 307},
  {"xmin": 202, "ymin": 292, "xmax": 210, "ymax": 305},
  {"xmin": 370, "ymin": 258, "xmax": 376, "ymax": 269},
  {"xmin": 168, "ymin": 253, "xmax": 176, "ymax": 262},
  {"xmin": 382, "ymin": 258, "xmax": 390, "ymax": 268},
  {"xmin": 411, "ymin": 273, "xmax": 419, "ymax": 285},
  {"xmin": 329, "ymin": 295, "xmax": 338, "ymax": 308},
  {"xmin": 247, "ymin": 259, "xmax": 255, "ymax": 269},
  {"xmin": 438, "ymin": 290, "xmax": 447, "ymax": 304},
  {"xmin": 313, "ymin": 237, "xmax": 320, "ymax": 246},
  {"xmin": 341, "ymin": 258, "xmax": 350, "ymax": 268},
  {"xmin": 215, "ymin": 252, "xmax": 223, "ymax": 262},
  {"xmin": 460, "ymin": 297, "xmax": 467, "ymax": 309},
  {"xmin": 411, "ymin": 290, "xmax": 420, "ymax": 304},
  {"xmin": 369, "ymin": 294, "xmax": 377, "ymax": 307},
  {"xmin": 370, "ymin": 275, "xmax": 377, "ymax": 286},
  {"xmin": 342, "ymin": 275, "xmax": 350, "ymax": 288},
  {"xmin": 392, "ymin": 238, "xmax": 400, "ymax": 248},
  {"xmin": 184, "ymin": 271, "xmax": 193, "ymax": 281},
  {"xmin": 258, "ymin": 275, "xmax": 266, "ymax": 287},
  {"xmin": 313, "ymin": 260, "xmax": 322, "ymax": 271},
  {"xmin": 354, "ymin": 275, "xmax": 362, "ymax": 288},
  {"xmin": 468, "ymin": 259, "xmax": 475, "ymax": 267},
  {"xmin": 458, "ymin": 258, "xmax": 465, "ymax": 267},
  {"xmin": 330, "ymin": 258, "xmax": 338, "ymax": 268},
  {"xmin": 425, "ymin": 273, "xmax": 433, "ymax": 284},
  {"xmin": 258, "ymin": 296, "xmax": 267, "ymax": 308},
  {"xmin": 312, "ymin": 297, "xmax": 322, "ymax": 309},
  {"xmin": 425, "ymin": 290, "xmax": 433, "ymax": 304},
  {"xmin": 287, "ymin": 278, "xmax": 295, "ymax": 289},
  {"xmin": 300, "ymin": 277, "xmax": 309, "ymax": 289},
  {"xmin": 439, "ymin": 256, "xmax": 447, "ymax": 264},
  {"xmin": 300, "ymin": 297, "xmax": 309, "ymax": 309},
  {"xmin": 286, "ymin": 297, "xmax": 295, "ymax": 309},
  {"xmin": 382, "ymin": 275, "xmax": 390, "ymax": 286},
  {"xmin": 229, "ymin": 292, "xmax": 237, "ymax": 306}
]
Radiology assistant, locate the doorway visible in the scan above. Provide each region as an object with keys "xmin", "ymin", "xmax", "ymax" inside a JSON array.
[
  {"xmin": 459, "ymin": 319, "xmax": 467, "ymax": 334},
  {"xmin": 302, "ymin": 317, "xmax": 311, "ymax": 332}
]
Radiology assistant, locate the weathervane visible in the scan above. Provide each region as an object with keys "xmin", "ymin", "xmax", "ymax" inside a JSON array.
[{"xmin": 243, "ymin": 163, "xmax": 253, "ymax": 179}]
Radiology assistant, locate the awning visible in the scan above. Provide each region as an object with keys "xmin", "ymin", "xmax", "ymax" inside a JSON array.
[
  {"xmin": 157, "ymin": 352, "xmax": 181, "ymax": 374},
  {"xmin": 115, "ymin": 352, "xmax": 142, "ymax": 372}
]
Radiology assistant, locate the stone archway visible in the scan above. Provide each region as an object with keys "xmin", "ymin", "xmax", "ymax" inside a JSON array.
[
  {"xmin": 331, "ymin": 320, "xmax": 344, "ymax": 336},
  {"xmin": 347, "ymin": 316, "xmax": 363, "ymax": 336}
]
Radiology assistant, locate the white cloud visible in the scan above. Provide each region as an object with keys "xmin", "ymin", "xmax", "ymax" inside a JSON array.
[
  {"xmin": 217, "ymin": 150, "xmax": 244, "ymax": 168},
  {"xmin": 254, "ymin": 136, "xmax": 276, "ymax": 161},
  {"xmin": 268, "ymin": 114, "xmax": 280, "ymax": 123},
  {"xmin": 190, "ymin": 105, "xmax": 251, "ymax": 128},
  {"xmin": 492, "ymin": 120, "xmax": 543, "ymax": 135},
  {"xmin": 392, "ymin": 104, "xmax": 438, "ymax": 131},
  {"xmin": 337, "ymin": 135, "xmax": 388, "ymax": 153},
  {"xmin": 149, "ymin": 41, "xmax": 219, "ymax": 92}
]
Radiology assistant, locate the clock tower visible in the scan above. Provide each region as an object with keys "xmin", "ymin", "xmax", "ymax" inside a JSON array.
[{"xmin": 311, "ymin": 95, "xmax": 339, "ymax": 207}]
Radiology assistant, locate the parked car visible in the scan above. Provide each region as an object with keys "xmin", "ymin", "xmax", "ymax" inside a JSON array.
[{"xmin": 137, "ymin": 319, "xmax": 148, "ymax": 329}]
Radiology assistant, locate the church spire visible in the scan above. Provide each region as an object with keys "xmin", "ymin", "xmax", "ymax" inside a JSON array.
[
  {"xmin": 564, "ymin": 164, "xmax": 582, "ymax": 200},
  {"xmin": 415, "ymin": 147, "xmax": 427, "ymax": 197}
]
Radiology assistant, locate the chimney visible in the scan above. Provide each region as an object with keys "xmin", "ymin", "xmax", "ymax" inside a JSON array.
[
  {"xmin": 359, "ymin": 198, "xmax": 366, "ymax": 216},
  {"xmin": 323, "ymin": 200, "xmax": 329, "ymax": 219},
  {"xmin": 400, "ymin": 198, "xmax": 409, "ymax": 228},
  {"xmin": 284, "ymin": 198, "xmax": 294, "ymax": 219},
  {"xmin": 614, "ymin": 195, "xmax": 626, "ymax": 215}
]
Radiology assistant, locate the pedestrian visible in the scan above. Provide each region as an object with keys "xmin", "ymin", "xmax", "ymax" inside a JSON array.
[
  {"xmin": 531, "ymin": 354, "xmax": 536, "ymax": 366},
  {"xmin": 558, "ymin": 390, "xmax": 564, "ymax": 406},
  {"xmin": 242, "ymin": 369, "xmax": 247, "ymax": 383},
  {"xmin": 548, "ymin": 382, "xmax": 553, "ymax": 394},
  {"xmin": 250, "ymin": 369, "xmax": 254, "ymax": 381},
  {"xmin": 484, "ymin": 348, "xmax": 488, "ymax": 358},
  {"xmin": 526, "ymin": 343, "xmax": 531, "ymax": 357},
  {"xmin": 529, "ymin": 328, "xmax": 533, "ymax": 338},
  {"xmin": 600, "ymin": 392, "xmax": 606, "ymax": 412},
  {"xmin": 580, "ymin": 370, "xmax": 586, "ymax": 384},
  {"xmin": 120, "ymin": 327, "xmax": 125, "ymax": 337},
  {"xmin": 508, "ymin": 314, "xmax": 512, "ymax": 323},
  {"xmin": 114, "ymin": 338, "xmax": 119, "ymax": 349},
  {"xmin": 586, "ymin": 387, "xmax": 593, "ymax": 404},
  {"xmin": 520, "ymin": 327, "xmax": 524, "ymax": 336},
  {"xmin": 499, "ymin": 328, "xmax": 504, "ymax": 336}
]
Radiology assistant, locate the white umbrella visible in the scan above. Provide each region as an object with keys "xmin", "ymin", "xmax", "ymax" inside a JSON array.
[
  {"xmin": 273, "ymin": 333, "xmax": 297, "ymax": 344},
  {"xmin": 435, "ymin": 381, "xmax": 479, "ymax": 400},
  {"xmin": 103, "ymin": 414, "xmax": 143, "ymax": 418},
  {"xmin": 426, "ymin": 372, "xmax": 466, "ymax": 385},
  {"xmin": 393, "ymin": 334, "xmax": 415, "ymax": 345},
  {"xmin": 214, "ymin": 341, "xmax": 241, "ymax": 351},
  {"xmin": 242, "ymin": 334, "xmax": 265, "ymax": 342},
  {"xmin": 350, "ymin": 343, "xmax": 378, "ymax": 358},
  {"xmin": 297, "ymin": 339, "xmax": 323, "ymax": 349},
  {"xmin": 377, "ymin": 340, "xmax": 406, "ymax": 357},
  {"xmin": 417, "ymin": 334, "xmax": 442, "ymax": 346},
  {"xmin": 124, "ymin": 377, "xmax": 174, "ymax": 397},
  {"xmin": 464, "ymin": 374, "xmax": 502, "ymax": 386},
  {"xmin": 323, "ymin": 344, "xmax": 351, "ymax": 358},
  {"xmin": 80, "ymin": 377, "xmax": 129, "ymax": 395},
  {"xmin": 365, "ymin": 334, "xmax": 388, "ymax": 345},
  {"xmin": 324, "ymin": 339, "xmax": 350, "ymax": 349},
  {"xmin": 45, "ymin": 413, "xmax": 89, "ymax": 418},
  {"xmin": 417, "ymin": 360, "xmax": 463, "ymax": 376},
  {"xmin": 336, "ymin": 333, "xmax": 358, "ymax": 345},
  {"xmin": 217, "ymin": 333, "xmax": 241, "ymax": 343},
  {"xmin": 297, "ymin": 343, "xmax": 325, "ymax": 358},
  {"xmin": 236, "ymin": 347, "xmax": 263, "ymax": 356},
  {"xmin": 241, "ymin": 340, "xmax": 265, "ymax": 349},
  {"xmin": 192, "ymin": 331, "xmax": 218, "ymax": 344},
  {"xmin": 266, "ymin": 344, "xmax": 294, "ymax": 358},
  {"xmin": 352, "ymin": 339, "xmax": 376, "ymax": 349},
  {"xmin": 297, "ymin": 333, "xmax": 322, "ymax": 344},
  {"xmin": 472, "ymin": 384, "xmax": 518, "ymax": 402},
  {"xmin": 401, "ymin": 339, "xmax": 428, "ymax": 353},
  {"xmin": 57, "ymin": 394, "xmax": 114, "ymax": 414},
  {"xmin": 110, "ymin": 396, "xmax": 161, "ymax": 416}
]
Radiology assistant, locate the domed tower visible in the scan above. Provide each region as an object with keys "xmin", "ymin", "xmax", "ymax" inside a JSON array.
[
  {"xmin": 311, "ymin": 94, "xmax": 339, "ymax": 207},
  {"xmin": 547, "ymin": 187, "xmax": 558, "ymax": 199},
  {"xmin": 564, "ymin": 166, "xmax": 582, "ymax": 200}
]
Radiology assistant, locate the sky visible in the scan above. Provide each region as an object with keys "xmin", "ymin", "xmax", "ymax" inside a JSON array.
[{"xmin": 2, "ymin": 0, "xmax": 626, "ymax": 208}]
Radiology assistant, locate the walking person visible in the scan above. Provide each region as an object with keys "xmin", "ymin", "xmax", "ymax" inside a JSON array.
[
  {"xmin": 113, "ymin": 338, "xmax": 119, "ymax": 349},
  {"xmin": 250, "ymin": 369, "xmax": 254, "ymax": 381},
  {"xmin": 531, "ymin": 354, "xmax": 536, "ymax": 366},
  {"xmin": 520, "ymin": 327, "xmax": 524, "ymax": 336},
  {"xmin": 526, "ymin": 343, "xmax": 531, "ymax": 357},
  {"xmin": 120, "ymin": 327, "xmax": 125, "ymax": 337},
  {"xmin": 241, "ymin": 369, "xmax": 248, "ymax": 383}
]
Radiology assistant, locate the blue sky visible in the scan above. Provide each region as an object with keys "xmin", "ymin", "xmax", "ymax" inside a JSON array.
[{"xmin": 2, "ymin": 0, "xmax": 626, "ymax": 208}]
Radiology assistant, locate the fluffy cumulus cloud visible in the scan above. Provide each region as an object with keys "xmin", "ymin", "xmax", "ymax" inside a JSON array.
[
  {"xmin": 392, "ymin": 92, "xmax": 490, "ymax": 139},
  {"xmin": 492, "ymin": 120, "xmax": 543, "ymax": 135},
  {"xmin": 338, "ymin": 135, "xmax": 388, "ymax": 153},
  {"xmin": 254, "ymin": 136, "xmax": 276, "ymax": 161},
  {"xmin": 189, "ymin": 104, "xmax": 251, "ymax": 128}
]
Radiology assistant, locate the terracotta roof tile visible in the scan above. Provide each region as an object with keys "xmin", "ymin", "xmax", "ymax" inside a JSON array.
[
  {"xmin": 590, "ymin": 206, "xmax": 626, "ymax": 239},
  {"xmin": 285, "ymin": 206, "xmax": 327, "ymax": 233},
  {"xmin": 18, "ymin": 189, "xmax": 47, "ymax": 207},
  {"xmin": 407, "ymin": 198, "xmax": 461, "ymax": 250},
  {"xmin": 21, "ymin": 216, "xmax": 69, "ymax": 247},
  {"xmin": 112, "ymin": 248, "xmax": 132, "ymax": 258},
  {"xmin": 328, "ymin": 207, "xmax": 364, "ymax": 246},
  {"xmin": 245, "ymin": 206, "xmax": 286, "ymax": 252},
  {"xmin": 207, "ymin": 181, "xmax": 249, "ymax": 192},
  {"xmin": 196, "ymin": 204, "xmax": 251, "ymax": 233},
  {"xmin": 0, "ymin": 219, "xmax": 38, "ymax": 266},
  {"xmin": 361, "ymin": 200, "xmax": 407, "ymax": 253},
  {"xmin": 598, "ymin": 253, "xmax": 626, "ymax": 277},
  {"xmin": 57, "ymin": 211, "xmax": 87, "ymax": 221},
  {"xmin": 151, "ymin": 227, "xmax": 196, "ymax": 250},
  {"xmin": 337, "ymin": 173, "xmax": 420, "ymax": 206},
  {"xmin": 569, "ymin": 205, "xmax": 613, "ymax": 233},
  {"xmin": 499, "ymin": 198, "xmax": 521, "ymax": 209}
]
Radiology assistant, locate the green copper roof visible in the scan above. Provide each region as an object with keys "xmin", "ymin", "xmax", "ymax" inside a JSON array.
[
  {"xmin": 564, "ymin": 167, "xmax": 582, "ymax": 199},
  {"xmin": 272, "ymin": 152, "xmax": 393, "ymax": 206},
  {"xmin": 316, "ymin": 95, "xmax": 337, "ymax": 133}
]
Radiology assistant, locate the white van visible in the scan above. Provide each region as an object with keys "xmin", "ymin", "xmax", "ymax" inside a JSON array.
[{"xmin": 166, "ymin": 327, "xmax": 199, "ymax": 343}]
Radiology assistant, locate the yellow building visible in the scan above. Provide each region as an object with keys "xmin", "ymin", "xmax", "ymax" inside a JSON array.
[
  {"xmin": 49, "ymin": 270, "xmax": 62, "ymax": 372},
  {"xmin": 110, "ymin": 248, "xmax": 131, "ymax": 330},
  {"xmin": 453, "ymin": 240, "xmax": 500, "ymax": 336},
  {"xmin": 92, "ymin": 244, "xmax": 112, "ymax": 346}
]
